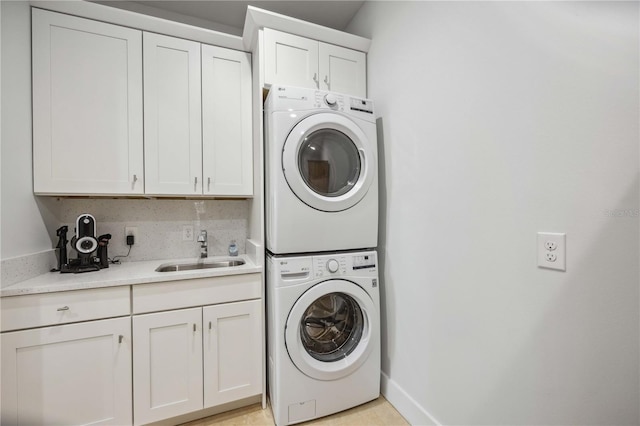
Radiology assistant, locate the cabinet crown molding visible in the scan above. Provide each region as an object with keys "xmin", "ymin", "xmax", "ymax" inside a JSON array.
[{"xmin": 243, "ymin": 6, "xmax": 371, "ymax": 52}]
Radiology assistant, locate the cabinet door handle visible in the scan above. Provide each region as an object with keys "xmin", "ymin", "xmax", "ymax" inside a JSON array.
[
  {"xmin": 324, "ymin": 75, "xmax": 330, "ymax": 89},
  {"xmin": 313, "ymin": 72, "xmax": 319, "ymax": 88},
  {"xmin": 118, "ymin": 335, "xmax": 124, "ymax": 344},
  {"xmin": 207, "ymin": 177, "xmax": 211, "ymax": 192},
  {"xmin": 209, "ymin": 321, "xmax": 212, "ymax": 330},
  {"xmin": 193, "ymin": 323, "xmax": 196, "ymax": 332},
  {"xmin": 57, "ymin": 306, "xmax": 69, "ymax": 312},
  {"xmin": 194, "ymin": 177, "xmax": 198, "ymax": 192}
]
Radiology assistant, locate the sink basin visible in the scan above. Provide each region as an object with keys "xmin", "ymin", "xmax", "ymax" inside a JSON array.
[{"xmin": 156, "ymin": 259, "xmax": 245, "ymax": 272}]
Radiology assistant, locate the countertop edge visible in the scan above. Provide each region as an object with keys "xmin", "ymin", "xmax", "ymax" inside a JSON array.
[{"xmin": 0, "ymin": 255, "xmax": 263, "ymax": 297}]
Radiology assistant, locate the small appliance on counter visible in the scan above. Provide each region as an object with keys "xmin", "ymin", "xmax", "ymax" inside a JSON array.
[{"xmin": 53, "ymin": 214, "xmax": 111, "ymax": 274}]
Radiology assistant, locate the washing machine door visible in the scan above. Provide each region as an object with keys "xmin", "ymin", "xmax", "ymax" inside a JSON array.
[
  {"xmin": 285, "ymin": 279, "xmax": 376, "ymax": 381},
  {"xmin": 282, "ymin": 113, "xmax": 375, "ymax": 212}
]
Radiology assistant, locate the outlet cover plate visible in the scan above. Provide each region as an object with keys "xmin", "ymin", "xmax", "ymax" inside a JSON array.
[
  {"xmin": 183, "ymin": 225, "xmax": 194, "ymax": 241},
  {"xmin": 537, "ymin": 232, "xmax": 566, "ymax": 271}
]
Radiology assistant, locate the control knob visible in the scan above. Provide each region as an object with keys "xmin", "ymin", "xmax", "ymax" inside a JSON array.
[
  {"xmin": 324, "ymin": 94, "xmax": 337, "ymax": 107},
  {"xmin": 326, "ymin": 258, "xmax": 339, "ymax": 273}
]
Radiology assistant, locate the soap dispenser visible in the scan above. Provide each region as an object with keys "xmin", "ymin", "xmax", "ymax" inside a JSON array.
[{"xmin": 228, "ymin": 240, "xmax": 238, "ymax": 257}]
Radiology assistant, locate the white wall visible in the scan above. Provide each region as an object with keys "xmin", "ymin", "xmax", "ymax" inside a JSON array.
[
  {"xmin": 1, "ymin": 0, "xmax": 60, "ymax": 260},
  {"xmin": 348, "ymin": 2, "xmax": 639, "ymax": 425}
]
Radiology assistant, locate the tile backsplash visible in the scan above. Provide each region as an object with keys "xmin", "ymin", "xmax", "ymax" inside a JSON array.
[{"xmin": 57, "ymin": 198, "xmax": 249, "ymax": 262}]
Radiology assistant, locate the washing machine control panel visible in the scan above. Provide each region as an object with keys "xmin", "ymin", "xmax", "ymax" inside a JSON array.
[{"xmin": 312, "ymin": 252, "xmax": 377, "ymax": 278}]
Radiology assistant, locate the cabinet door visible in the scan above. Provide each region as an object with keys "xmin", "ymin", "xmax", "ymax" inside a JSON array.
[
  {"xmin": 133, "ymin": 308, "xmax": 203, "ymax": 425},
  {"xmin": 264, "ymin": 28, "xmax": 319, "ymax": 90},
  {"xmin": 1, "ymin": 317, "xmax": 132, "ymax": 425},
  {"xmin": 319, "ymin": 42, "xmax": 367, "ymax": 97},
  {"xmin": 143, "ymin": 33, "xmax": 202, "ymax": 196},
  {"xmin": 203, "ymin": 299, "xmax": 262, "ymax": 408},
  {"xmin": 32, "ymin": 9, "xmax": 143, "ymax": 195},
  {"xmin": 202, "ymin": 45, "xmax": 253, "ymax": 196}
]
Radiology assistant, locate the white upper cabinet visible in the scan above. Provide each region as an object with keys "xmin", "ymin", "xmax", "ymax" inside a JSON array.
[
  {"xmin": 264, "ymin": 29, "xmax": 319, "ymax": 90},
  {"xmin": 32, "ymin": 10, "xmax": 253, "ymax": 198},
  {"xmin": 263, "ymin": 28, "xmax": 366, "ymax": 97},
  {"xmin": 143, "ymin": 33, "xmax": 203, "ymax": 196},
  {"xmin": 144, "ymin": 34, "xmax": 253, "ymax": 197},
  {"xmin": 32, "ymin": 9, "xmax": 143, "ymax": 195},
  {"xmin": 318, "ymin": 42, "xmax": 367, "ymax": 98},
  {"xmin": 202, "ymin": 45, "xmax": 253, "ymax": 196}
]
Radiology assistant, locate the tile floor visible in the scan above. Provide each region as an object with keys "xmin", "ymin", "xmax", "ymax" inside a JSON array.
[{"xmin": 181, "ymin": 397, "xmax": 408, "ymax": 425}]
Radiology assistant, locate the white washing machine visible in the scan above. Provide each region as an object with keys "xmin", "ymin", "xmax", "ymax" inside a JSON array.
[
  {"xmin": 265, "ymin": 85, "xmax": 378, "ymax": 255},
  {"xmin": 267, "ymin": 250, "xmax": 380, "ymax": 426}
]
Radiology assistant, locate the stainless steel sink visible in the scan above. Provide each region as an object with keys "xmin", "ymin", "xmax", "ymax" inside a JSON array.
[{"xmin": 155, "ymin": 259, "xmax": 245, "ymax": 272}]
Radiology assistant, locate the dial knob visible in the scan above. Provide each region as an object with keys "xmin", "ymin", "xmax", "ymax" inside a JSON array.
[
  {"xmin": 324, "ymin": 94, "xmax": 337, "ymax": 107},
  {"xmin": 326, "ymin": 259, "xmax": 340, "ymax": 273}
]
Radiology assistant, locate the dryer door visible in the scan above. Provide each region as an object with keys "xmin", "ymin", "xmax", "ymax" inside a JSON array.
[
  {"xmin": 285, "ymin": 279, "xmax": 376, "ymax": 381},
  {"xmin": 282, "ymin": 113, "xmax": 375, "ymax": 212}
]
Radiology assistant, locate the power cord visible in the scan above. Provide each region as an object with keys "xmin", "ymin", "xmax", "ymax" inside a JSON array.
[{"xmin": 111, "ymin": 236, "xmax": 134, "ymax": 264}]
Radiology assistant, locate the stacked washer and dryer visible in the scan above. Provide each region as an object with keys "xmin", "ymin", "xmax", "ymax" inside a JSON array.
[{"xmin": 265, "ymin": 85, "xmax": 380, "ymax": 425}]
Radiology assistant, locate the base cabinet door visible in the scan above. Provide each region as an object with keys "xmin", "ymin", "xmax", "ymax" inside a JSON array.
[
  {"xmin": 203, "ymin": 300, "xmax": 262, "ymax": 408},
  {"xmin": 133, "ymin": 308, "xmax": 203, "ymax": 425},
  {"xmin": 1, "ymin": 317, "xmax": 132, "ymax": 425}
]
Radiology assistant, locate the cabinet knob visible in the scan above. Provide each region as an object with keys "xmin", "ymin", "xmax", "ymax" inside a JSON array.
[
  {"xmin": 194, "ymin": 177, "xmax": 198, "ymax": 192},
  {"xmin": 207, "ymin": 177, "xmax": 211, "ymax": 191},
  {"xmin": 313, "ymin": 73, "xmax": 319, "ymax": 88},
  {"xmin": 118, "ymin": 335, "xmax": 124, "ymax": 344},
  {"xmin": 193, "ymin": 323, "xmax": 196, "ymax": 332},
  {"xmin": 57, "ymin": 306, "xmax": 69, "ymax": 312},
  {"xmin": 209, "ymin": 321, "xmax": 212, "ymax": 330},
  {"xmin": 324, "ymin": 75, "xmax": 330, "ymax": 90}
]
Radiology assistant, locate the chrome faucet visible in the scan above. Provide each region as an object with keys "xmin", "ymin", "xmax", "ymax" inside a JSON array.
[{"xmin": 197, "ymin": 230, "xmax": 208, "ymax": 258}]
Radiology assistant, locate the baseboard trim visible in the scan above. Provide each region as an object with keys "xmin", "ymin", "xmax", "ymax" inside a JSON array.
[{"xmin": 381, "ymin": 371, "xmax": 442, "ymax": 426}]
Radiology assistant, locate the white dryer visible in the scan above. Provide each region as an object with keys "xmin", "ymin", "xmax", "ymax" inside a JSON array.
[
  {"xmin": 265, "ymin": 85, "xmax": 378, "ymax": 255},
  {"xmin": 267, "ymin": 250, "xmax": 380, "ymax": 425}
]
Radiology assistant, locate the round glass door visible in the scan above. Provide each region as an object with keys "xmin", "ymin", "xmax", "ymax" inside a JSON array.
[
  {"xmin": 282, "ymin": 113, "xmax": 375, "ymax": 212},
  {"xmin": 298, "ymin": 129, "xmax": 361, "ymax": 198},
  {"xmin": 285, "ymin": 280, "xmax": 377, "ymax": 381},
  {"xmin": 300, "ymin": 292, "xmax": 364, "ymax": 362}
]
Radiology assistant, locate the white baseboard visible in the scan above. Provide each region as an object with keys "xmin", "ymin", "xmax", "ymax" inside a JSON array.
[{"xmin": 381, "ymin": 371, "xmax": 442, "ymax": 426}]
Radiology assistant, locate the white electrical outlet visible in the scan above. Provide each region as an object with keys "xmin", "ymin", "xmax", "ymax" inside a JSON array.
[
  {"xmin": 125, "ymin": 226, "xmax": 138, "ymax": 244},
  {"xmin": 537, "ymin": 232, "xmax": 566, "ymax": 271},
  {"xmin": 183, "ymin": 225, "xmax": 194, "ymax": 241}
]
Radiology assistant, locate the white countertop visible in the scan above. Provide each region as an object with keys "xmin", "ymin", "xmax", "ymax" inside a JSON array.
[{"xmin": 1, "ymin": 255, "xmax": 261, "ymax": 297}]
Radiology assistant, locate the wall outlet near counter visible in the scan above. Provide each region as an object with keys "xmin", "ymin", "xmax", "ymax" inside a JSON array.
[
  {"xmin": 125, "ymin": 226, "xmax": 138, "ymax": 245},
  {"xmin": 183, "ymin": 225, "xmax": 194, "ymax": 241}
]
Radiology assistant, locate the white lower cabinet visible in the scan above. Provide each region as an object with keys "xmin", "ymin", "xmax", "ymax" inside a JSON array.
[
  {"xmin": 1, "ymin": 275, "xmax": 262, "ymax": 426},
  {"xmin": 1, "ymin": 317, "xmax": 132, "ymax": 425},
  {"xmin": 203, "ymin": 300, "xmax": 262, "ymax": 407},
  {"xmin": 133, "ymin": 299, "xmax": 262, "ymax": 425},
  {"xmin": 133, "ymin": 307, "xmax": 203, "ymax": 425}
]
